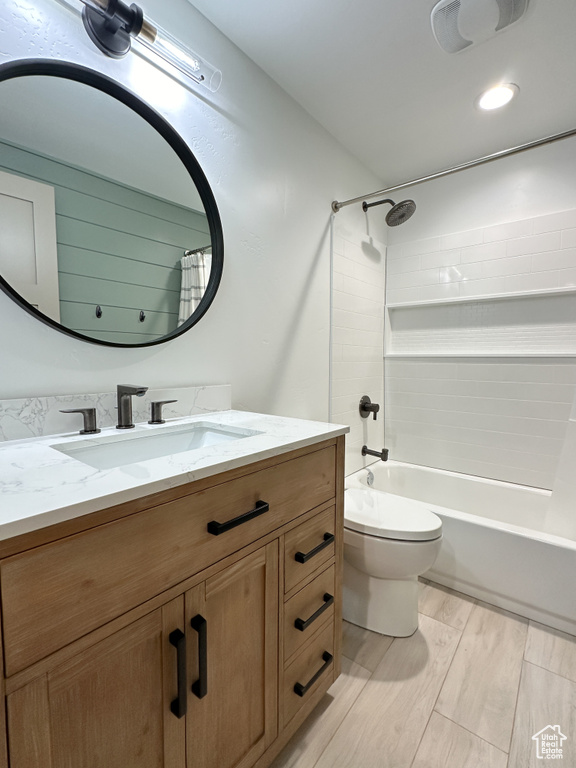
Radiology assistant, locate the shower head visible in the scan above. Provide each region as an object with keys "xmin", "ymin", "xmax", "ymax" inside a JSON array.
[{"xmin": 361, "ymin": 198, "xmax": 416, "ymax": 226}]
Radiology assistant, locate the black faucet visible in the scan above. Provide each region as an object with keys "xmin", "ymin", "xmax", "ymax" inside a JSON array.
[
  {"xmin": 116, "ymin": 385, "xmax": 148, "ymax": 429},
  {"xmin": 359, "ymin": 395, "xmax": 380, "ymax": 420}
]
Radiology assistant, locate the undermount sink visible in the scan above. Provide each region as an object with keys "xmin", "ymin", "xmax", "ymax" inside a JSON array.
[{"xmin": 50, "ymin": 421, "xmax": 261, "ymax": 471}]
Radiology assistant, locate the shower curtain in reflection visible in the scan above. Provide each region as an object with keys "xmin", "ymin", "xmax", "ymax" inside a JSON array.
[{"xmin": 178, "ymin": 250, "xmax": 211, "ymax": 326}]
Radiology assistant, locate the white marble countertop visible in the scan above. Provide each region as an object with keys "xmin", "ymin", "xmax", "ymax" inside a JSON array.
[{"xmin": 0, "ymin": 410, "xmax": 348, "ymax": 541}]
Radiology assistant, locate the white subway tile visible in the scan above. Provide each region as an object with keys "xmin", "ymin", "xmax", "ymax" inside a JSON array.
[
  {"xmin": 458, "ymin": 276, "xmax": 509, "ymax": 297},
  {"xmin": 338, "ymin": 275, "xmax": 384, "ymax": 303},
  {"xmin": 333, "ymin": 272, "xmax": 345, "ymax": 292},
  {"xmin": 331, "ymin": 395, "xmax": 362, "ymax": 417},
  {"xmin": 334, "ymin": 253, "xmax": 356, "ymax": 279},
  {"xmin": 506, "ymin": 231, "xmax": 562, "ymax": 258},
  {"xmin": 341, "ymin": 344, "xmax": 383, "ymax": 363},
  {"xmin": 503, "ymin": 271, "xmax": 559, "ymax": 293},
  {"xmin": 403, "ymin": 236, "xmax": 442, "ymax": 257},
  {"xmin": 331, "ymin": 344, "xmax": 343, "ymax": 362},
  {"xmin": 558, "ymin": 267, "xmax": 576, "ymax": 287},
  {"xmin": 386, "ymin": 244, "xmax": 403, "ymax": 260},
  {"xmin": 387, "ymin": 255, "xmax": 421, "ymax": 275},
  {"xmin": 561, "ymin": 228, "xmax": 576, "ymax": 249},
  {"xmin": 332, "ymin": 376, "xmax": 382, "ymax": 398},
  {"xmin": 483, "ymin": 219, "xmax": 533, "ymax": 243},
  {"xmin": 441, "ymin": 229, "xmax": 484, "ymax": 250},
  {"xmin": 533, "ymin": 209, "xmax": 576, "ymax": 234},
  {"xmin": 461, "ymin": 241, "xmax": 508, "ymax": 264},
  {"xmin": 481, "ymin": 254, "xmax": 532, "ymax": 278},
  {"xmin": 386, "ymin": 287, "xmax": 423, "ymax": 304},
  {"xmin": 343, "ymin": 239, "xmax": 365, "ymax": 263},
  {"xmin": 332, "ymin": 234, "xmax": 345, "ymax": 256},
  {"xmin": 333, "ymin": 361, "xmax": 383, "ymax": 381},
  {"xmin": 332, "ymin": 308, "xmax": 382, "ymax": 333},
  {"xmin": 387, "ymin": 268, "xmax": 440, "ymax": 290},
  {"xmin": 417, "ymin": 283, "xmax": 461, "ymax": 301},
  {"xmin": 531, "ymin": 248, "xmax": 576, "ymax": 272},
  {"xmin": 333, "ymin": 327, "xmax": 382, "ymax": 347},
  {"xmin": 420, "ymin": 249, "xmax": 461, "ymax": 270},
  {"xmin": 441, "ymin": 263, "xmax": 484, "ymax": 282},
  {"xmin": 353, "ymin": 261, "xmax": 385, "ymax": 287}
]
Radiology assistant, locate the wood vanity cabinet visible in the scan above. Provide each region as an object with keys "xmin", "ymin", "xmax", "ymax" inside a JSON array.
[{"xmin": 0, "ymin": 435, "xmax": 344, "ymax": 768}]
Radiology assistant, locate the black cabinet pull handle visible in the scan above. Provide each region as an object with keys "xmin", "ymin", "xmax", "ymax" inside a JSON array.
[
  {"xmin": 207, "ymin": 500, "xmax": 269, "ymax": 536},
  {"xmin": 295, "ymin": 532, "xmax": 335, "ymax": 564},
  {"xmin": 169, "ymin": 629, "xmax": 187, "ymax": 718},
  {"xmin": 294, "ymin": 593, "xmax": 334, "ymax": 632},
  {"xmin": 294, "ymin": 651, "xmax": 333, "ymax": 697},
  {"xmin": 191, "ymin": 614, "xmax": 208, "ymax": 699}
]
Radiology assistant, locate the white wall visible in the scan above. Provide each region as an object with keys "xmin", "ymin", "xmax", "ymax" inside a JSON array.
[
  {"xmin": 0, "ymin": 0, "xmax": 383, "ymax": 422},
  {"xmin": 384, "ymin": 141, "xmax": 576, "ymax": 493}
]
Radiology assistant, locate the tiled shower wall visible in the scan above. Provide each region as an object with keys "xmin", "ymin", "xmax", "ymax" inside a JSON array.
[
  {"xmin": 386, "ymin": 209, "xmax": 576, "ymax": 305},
  {"xmin": 331, "ymin": 215, "xmax": 386, "ymax": 475},
  {"xmin": 386, "ymin": 358, "xmax": 576, "ymax": 489},
  {"xmin": 385, "ymin": 208, "xmax": 576, "ymax": 490}
]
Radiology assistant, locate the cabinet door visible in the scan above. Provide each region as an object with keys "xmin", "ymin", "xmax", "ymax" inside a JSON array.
[
  {"xmin": 7, "ymin": 598, "xmax": 185, "ymax": 768},
  {"xmin": 186, "ymin": 543, "xmax": 278, "ymax": 768}
]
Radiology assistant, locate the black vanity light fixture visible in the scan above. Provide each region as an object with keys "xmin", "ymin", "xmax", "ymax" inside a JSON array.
[{"xmin": 56, "ymin": 0, "xmax": 222, "ymax": 91}]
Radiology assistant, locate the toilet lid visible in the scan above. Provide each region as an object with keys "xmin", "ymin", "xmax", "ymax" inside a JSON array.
[{"xmin": 344, "ymin": 488, "xmax": 442, "ymax": 541}]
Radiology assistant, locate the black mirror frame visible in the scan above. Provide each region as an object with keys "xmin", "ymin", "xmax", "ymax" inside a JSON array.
[{"xmin": 0, "ymin": 58, "xmax": 224, "ymax": 347}]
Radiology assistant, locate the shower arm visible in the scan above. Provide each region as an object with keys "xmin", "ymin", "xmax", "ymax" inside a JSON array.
[
  {"xmin": 331, "ymin": 126, "xmax": 576, "ymax": 213},
  {"xmin": 362, "ymin": 198, "xmax": 394, "ymax": 211}
]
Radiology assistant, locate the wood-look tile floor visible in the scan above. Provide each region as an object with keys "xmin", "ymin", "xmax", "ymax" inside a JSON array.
[{"xmin": 270, "ymin": 581, "xmax": 576, "ymax": 768}]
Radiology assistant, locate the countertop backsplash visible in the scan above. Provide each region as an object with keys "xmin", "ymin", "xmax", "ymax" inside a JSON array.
[{"xmin": 0, "ymin": 384, "xmax": 231, "ymax": 442}]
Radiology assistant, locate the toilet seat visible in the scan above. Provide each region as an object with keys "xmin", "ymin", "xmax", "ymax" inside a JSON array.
[{"xmin": 344, "ymin": 488, "xmax": 442, "ymax": 542}]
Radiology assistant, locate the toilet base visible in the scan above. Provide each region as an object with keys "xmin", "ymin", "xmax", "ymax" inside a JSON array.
[{"xmin": 343, "ymin": 560, "xmax": 419, "ymax": 637}]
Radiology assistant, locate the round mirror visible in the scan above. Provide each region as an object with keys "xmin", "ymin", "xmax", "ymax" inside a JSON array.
[{"xmin": 0, "ymin": 60, "xmax": 223, "ymax": 347}]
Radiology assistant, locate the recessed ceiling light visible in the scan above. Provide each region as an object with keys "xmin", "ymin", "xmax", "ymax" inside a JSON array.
[{"xmin": 476, "ymin": 84, "xmax": 519, "ymax": 111}]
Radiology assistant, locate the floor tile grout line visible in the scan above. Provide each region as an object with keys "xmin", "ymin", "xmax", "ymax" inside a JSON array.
[
  {"xmin": 433, "ymin": 600, "xmax": 528, "ymax": 755},
  {"xmin": 307, "ymin": 671, "xmax": 373, "ymax": 768},
  {"xmin": 430, "ymin": 710, "xmax": 511, "ymax": 757},
  {"xmin": 308, "ymin": 636, "xmax": 397, "ymax": 768},
  {"xmin": 341, "ymin": 653, "xmax": 374, "ymax": 676},
  {"xmin": 522, "ymin": 657, "xmax": 576, "ymax": 682},
  {"xmin": 520, "ymin": 656, "xmax": 576, "ymax": 683},
  {"xmin": 505, "ymin": 659, "xmax": 526, "ymax": 768},
  {"xmin": 408, "ymin": 610, "xmax": 471, "ymax": 768}
]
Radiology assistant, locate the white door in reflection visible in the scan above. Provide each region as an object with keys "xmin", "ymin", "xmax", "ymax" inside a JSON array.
[{"xmin": 0, "ymin": 169, "xmax": 59, "ymax": 320}]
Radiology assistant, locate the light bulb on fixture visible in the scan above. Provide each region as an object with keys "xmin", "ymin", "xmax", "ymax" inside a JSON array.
[
  {"xmin": 476, "ymin": 83, "xmax": 519, "ymax": 111},
  {"xmin": 55, "ymin": 0, "xmax": 221, "ymax": 92}
]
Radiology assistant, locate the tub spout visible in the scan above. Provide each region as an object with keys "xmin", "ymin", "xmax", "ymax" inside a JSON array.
[{"xmin": 362, "ymin": 446, "xmax": 389, "ymax": 461}]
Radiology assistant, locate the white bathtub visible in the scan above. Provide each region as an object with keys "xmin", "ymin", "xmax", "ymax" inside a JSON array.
[{"xmin": 345, "ymin": 460, "xmax": 576, "ymax": 636}]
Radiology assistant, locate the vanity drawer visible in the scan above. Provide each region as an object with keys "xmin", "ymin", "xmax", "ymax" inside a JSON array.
[
  {"xmin": 284, "ymin": 565, "xmax": 335, "ymax": 663},
  {"xmin": 282, "ymin": 622, "xmax": 335, "ymax": 727},
  {"xmin": 1, "ymin": 445, "xmax": 336, "ymax": 676},
  {"xmin": 284, "ymin": 507, "xmax": 336, "ymax": 594}
]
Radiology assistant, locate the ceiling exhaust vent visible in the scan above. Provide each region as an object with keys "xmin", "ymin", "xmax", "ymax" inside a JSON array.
[{"xmin": 431, "ymin": 0, "xmax": 529, "ymax": 54}]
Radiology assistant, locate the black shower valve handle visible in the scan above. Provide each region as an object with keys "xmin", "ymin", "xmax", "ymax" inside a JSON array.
[{"xmin": 359, "ymin": 395, "xmax": 380, "ymax": 421}]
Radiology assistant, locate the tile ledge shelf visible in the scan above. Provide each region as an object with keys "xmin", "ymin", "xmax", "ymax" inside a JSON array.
[{"xmin": 386, "ymin": 286, "xmax": 576, "ymax": 309}]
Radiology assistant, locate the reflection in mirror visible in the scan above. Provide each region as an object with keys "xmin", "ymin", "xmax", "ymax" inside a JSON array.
[{"xmin": 0, "ymin": 68, "xmax": 220, "ymax": 346}]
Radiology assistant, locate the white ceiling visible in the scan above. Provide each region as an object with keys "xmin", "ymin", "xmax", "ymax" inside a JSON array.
[{"xmin": 188, "ymin": 0, "xmax": 576, "ymax": 189}]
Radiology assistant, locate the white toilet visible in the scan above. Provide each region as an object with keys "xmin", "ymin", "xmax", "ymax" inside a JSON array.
[{"xmin": 343, "ymin": 487, "xmax": 442, "ymax": 637}]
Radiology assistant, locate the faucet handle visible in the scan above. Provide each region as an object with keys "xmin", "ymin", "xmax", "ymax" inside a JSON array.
[
  {"xmin": 359, "ymin": 395, "xmax": 380, "ymax": 421},
  {"xmin": 60, "ymin": 408, "xmax": 101, "ymax": 435},
  {"xmin": 148, "ymin": 400, "xmax": 178, "ymax": 425}
]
